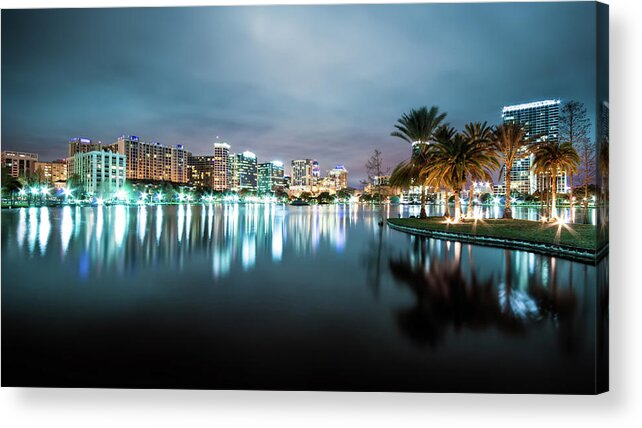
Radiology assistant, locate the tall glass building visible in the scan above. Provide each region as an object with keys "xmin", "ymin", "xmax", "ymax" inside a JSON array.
[
  {"xmin": 257, "ymin": 161, "xmax": 285, "ymax": 194},
  {"xmin": 501, "ymin": 99, "xmax": 564, "ymax": 194},
  {"xmin": 229, "ymin": 151, "xmax": 257, "ymax": 191}
]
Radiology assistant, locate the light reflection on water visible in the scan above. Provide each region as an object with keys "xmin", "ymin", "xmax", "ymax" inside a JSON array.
[{"xmin": 1, "ymin": 204, "xmax": 607, "ymax": 392}]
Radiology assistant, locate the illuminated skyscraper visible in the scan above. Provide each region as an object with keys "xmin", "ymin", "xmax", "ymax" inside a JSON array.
[
  {"xmin": 107, "ymin": 135, "xmax": 189, "ymax": 184},
  {"xmin": 257, "ymin": 161, "xmax": 285, "ymax": 194},
  {"xmin": 290, "ymin": 159, "xmax": 317, "ymax": 191},
  {"xmin": 229, "ymin": 151, "xmax": 257, "ymax": 191},
  {"xmin": 213, "ymin": 141, "xmax": 230, "ymax": 191},
  {"xmin": 501, "ymin": 99, "xmax": 563, "ymax": 194}
]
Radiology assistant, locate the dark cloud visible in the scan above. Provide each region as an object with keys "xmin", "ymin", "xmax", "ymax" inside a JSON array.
[{"xmin": 2, "ymin": 3, "xmax": 598, "ymax": 186}]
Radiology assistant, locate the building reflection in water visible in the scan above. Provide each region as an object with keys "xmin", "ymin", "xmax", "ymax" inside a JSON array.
[{"xmin": 6, "ymin": 204, "xmax": 364, "ymax": 280}]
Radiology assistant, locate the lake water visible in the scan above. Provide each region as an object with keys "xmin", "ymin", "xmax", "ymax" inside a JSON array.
[{"xmin": 1, "ymin": 204, "xmax": 607, "ymax": 393}]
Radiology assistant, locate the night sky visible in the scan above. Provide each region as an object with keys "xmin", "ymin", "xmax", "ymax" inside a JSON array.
[{"xmin": 2, "ymin": 2, "xmax": 598, "ymax": 186}]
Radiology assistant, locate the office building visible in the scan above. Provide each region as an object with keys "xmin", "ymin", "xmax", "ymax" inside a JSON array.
[
  {"xmin": 257, "ymin": 161, "xmax": 285, "ymax": 194},
  {"xmin": 213, "ymin": 142, "xmax": 231, "ymax": 191},
  {"xmin": 73, "ymin": 151, "xmax": 126, "ymax": 196},
  {"xmin": 107, "ymin": 135, "xmax": 189, "ymax": 183},
  {"xmin": 501, "ymin": 99, "xmax": 564, "ymax": 194},
  {"xmin": 229, "ymin": 151, "xmax": 257, "ymax": 191},
  {"xmin": 290, "ymin": 159, "xmax": 317, "ymax": 191},
  {"xmin": 34, "ymin": 159, "xmax": 68, "ymax": 184},
  {"xmin": 1, "ymin": 151, "xmax": 38, "ymax": 178},
  {"xmin": 327, "ymin": 165, "xmax": 349, "ymax": 190},
  {"xmin": 188, "ymin": 155, "xmax": 216, "ymax": 189}
]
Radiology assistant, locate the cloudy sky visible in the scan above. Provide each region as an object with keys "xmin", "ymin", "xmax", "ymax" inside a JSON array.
[{"xmin": 2, "ymin": 2, "xmax": 598, "ymax": 186}]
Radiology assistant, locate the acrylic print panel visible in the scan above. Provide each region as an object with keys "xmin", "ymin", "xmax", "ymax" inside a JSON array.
[{"xmin": 1, "ymin": 2, "xmax": 608, "ymax": 394}]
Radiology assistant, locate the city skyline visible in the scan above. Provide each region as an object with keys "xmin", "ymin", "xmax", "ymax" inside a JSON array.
[{"xmin": 2, "ymin": 3, "xmax": 601, "ymax": 186}]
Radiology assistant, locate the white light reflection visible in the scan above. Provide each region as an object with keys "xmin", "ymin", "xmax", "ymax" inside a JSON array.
[
  {"xmin": 38, "ymin": 207, "xmax": 51, "ymax": 254},
  {"xmin": 177, "ymin": 204, "xmax": 185, "ymax": 243},
  {"xmin": 27, "ymin": 207, "xmax": 38, "ymax": 254},
  {"xmin": 138, "ymin": 206, "xmax": 147, "ymax": 243},
  {"xmin": 61, "ymin": 205, "xmax": 73, "ymax": 255},
  {"xmin": 114, "ymin": 205, "xmax": 127, "ymax": 247},
  {"xmin": 241, "ymin": 234, "xmax": 256, "ymax": 270},
  {"xmin": 16, "ymin": 208, "xmax": 26, "ymax": 249},
  {"xmin": 156, "ymin": 205, "xmax": 163, "ymax": 243},
  {"xmin": 95, "ymin": 206, "xmax": 104, "ymax": 241}
]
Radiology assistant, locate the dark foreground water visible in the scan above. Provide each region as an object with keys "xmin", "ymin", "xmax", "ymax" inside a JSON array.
[{"xmin": 2, "ymin": 204, "xmax": 608, "ymax": 393}]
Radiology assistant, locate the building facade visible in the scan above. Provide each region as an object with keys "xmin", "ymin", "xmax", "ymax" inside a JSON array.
[
  {"xmin": 501, "ymin": 99, "xmax": 565, "ymax": 194},
  {"xmin": 107, "ymin": 135, "xmax": 189, "ymax": 184},
  {"xmin": 290, "ymin": 159, "xmax": 317, "ymax": 192},
  {"xmin": 327, "ymin": 165, "xmax": 349, "ymax": 190},
  {"xmin": 187, "ymin": 155, "xmax": 216, "ymax": 189},
  {"xmin": 229, "ymin": 151, "xmax": 257, "ymax": 191},
  {"xmin": 213, "ymin": 142, "xmax": 230, "ymax": 191},
  {"xmin": 1, "ymin": 151, "xmax": 38, "ymax": 178},
  {"xmin": 73, "ymin": 151, "xmax": 126, "ymax": 197},
  {"xmin": 34, "ymin": 159, "xmax": 68, "ymax": 184},
  {"xmin": 257, "ymin": 161, "xmax": 285, "ymax": 194}
]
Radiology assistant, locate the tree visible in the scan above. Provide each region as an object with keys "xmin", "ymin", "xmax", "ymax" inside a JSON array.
[
  {"xmin": 3, "ymin": 172, "xmax": 23, "ymax": 208},
  {"xmin": 390, "ymin": 106, "xmax": 447, "ymax": 218},
  {"xmin": 531, "ymin": 141, "xmax": 580, "ymax": 218},
  {"xmin": 490, "ymin": 122, "xmax": 531, "ymax": 219},
  {"xmin": 461, "ymin": 122, "xmax": 496, "ymax": 217},
  {"xmin": 423, "ymin": 129, "xmax": 498, "ymax": 221},
  {"xmin": 365, "ymin": 149, "xmax": 388, "ymax": 204},
  {"xmin": 560, "ymin": 101, "xmax": 591, "ymax": 210}
]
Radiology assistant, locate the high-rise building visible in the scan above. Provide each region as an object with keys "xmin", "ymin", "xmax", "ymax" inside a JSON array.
[
  {"xmin": 34, "ymin": 159, "xmax": 68, "ymax": 184},
  {"xmin": 327, "ymin": 165, "xmax": 349, "ymax": 190},
  {"xmin": 501, "ymin": 99, "xmax": 563, "ymax": 194},
  {"xmin": 67, "ymin": 138, "xmax": 102, "ymax": 178},
  {"xmin": 290, "ymin": 159, "xmax": 317, "ymax": 191},
  {"xmin": 73, "ymin": 151, "xmax": 126, "ymax": 197},
  {"xmin": 257, "ymin": 161, "xmax": 285, "ymax": 194},
  {"xmin": 107, "ymin": 135, "xmax": 189, "ymax": 183},
  {"xmin": 1, "ymin": 151, "xmax": 38, "ymax": 178},
  {"xmin": 68, "ymin": 137, "xmax": 102, "ymax": 158},
  {"xmin": 229, "ymin": 151, "xmax": 257, "ymax": 191},
  {"xmin": 213, "ymin": 142, "xmax": 230, "ymax": 191},
  {"xmin": 187, "ymin": 155, "xmax": 216, "ymax": 189}
]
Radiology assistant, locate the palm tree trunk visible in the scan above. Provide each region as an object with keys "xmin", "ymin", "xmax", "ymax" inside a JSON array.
[
  {"xmin": 454, "ymin": 189, "xmax": 461, "ymax": 221},
  {"xmin": 551, "ymin": 169, "xmax": 558, "ymax": 218},
  {"xmin": 504, "ymin": 167, "xmax": 512, "ymax": 219},
  {"xmin": 419, "ymin": 184, "xmax": 426, "ymax": 219},
  {"xmin": 467, "ymin": 181, "xmax": 474, "ymax": 217},
  {"xmin": 569, "ymin": 172, "xmax": 574, "ymax": 212},
  {"xmin": 444, "ymin": 188, "xmax": 450, "ymax": 218}
]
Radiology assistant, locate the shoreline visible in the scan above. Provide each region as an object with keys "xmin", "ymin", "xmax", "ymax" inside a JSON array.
[{"xmin": 387, "ymin": 217, "xmax": 607, "ymax": 264}]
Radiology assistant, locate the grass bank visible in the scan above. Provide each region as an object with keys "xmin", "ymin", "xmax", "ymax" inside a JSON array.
[{"xmin": 387, "ymin": 217, "xmax": 603, "ymax": 262}]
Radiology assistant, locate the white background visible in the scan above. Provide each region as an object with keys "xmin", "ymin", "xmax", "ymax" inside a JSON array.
[{"xmin": 1, "ymin": 0, "xmax": 640, "ymax": 427}]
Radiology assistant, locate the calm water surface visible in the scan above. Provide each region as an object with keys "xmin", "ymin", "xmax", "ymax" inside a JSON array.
[{"xmin": 1, "ymin": 204, "xmax": 607, "ymax": 392}]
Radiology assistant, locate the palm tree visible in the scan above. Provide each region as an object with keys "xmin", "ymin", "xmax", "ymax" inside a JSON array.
[
  {"xmin": 423, "ymin": 130, "xmax": 498, "ymax": 221},
  {"xmin": 490, "ymin": 123, "xmax": 531, "ymax": 219},
  {"xmin": 6, "ymin": 176, "xmax": 23, "ymax": 208},
  {"xmin": 390, "ymin": 106, "xmax": 447, "ymax": 218},
  {"xmin": 461, "ymin": 122, "xmax": 496, "ymax": 217},
  {"xmin": 530, "ymin": 141, "xmax": 580, "ymax": 218}
]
